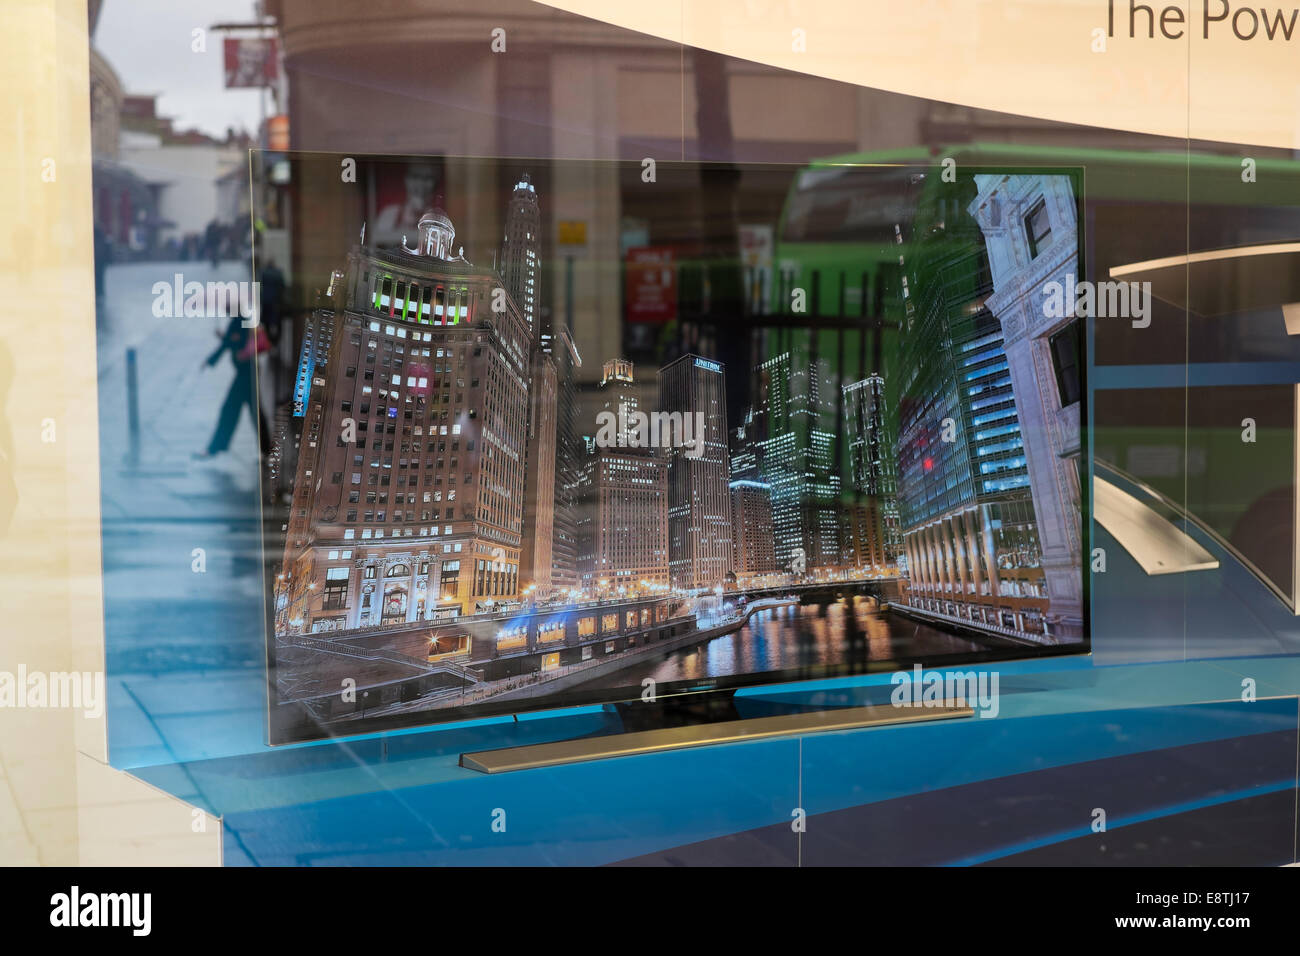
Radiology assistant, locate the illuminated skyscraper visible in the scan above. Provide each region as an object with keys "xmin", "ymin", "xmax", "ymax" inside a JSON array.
[
  {"xmin": 658, "ymin": 354, "xmax": 732, "ymax": 590},
  {"xmin": 548, "ymin": 326, "xmax": 582, "ymax": 594},
  {"xmin": 895, "ymin": 175, "xmax": 1055, "ymax": 637},
  {"xmin": 969, "ymin": 173, "xmax": 1083, "ymax": 640},
  {"xmin": 598, "ymin": 357, "xmax": 640, "ymax": 432},
  {"xmin": 730, "ymin": 480, "xmax": 777, "ymax": 577},
  {"xmin": 520, "ymin": 350, "xmax": 557, "ymax": 598},
  {"xmin": 277, "ymin": 205, "xmax": 532, "ymax": 632},
  {"xmin": 576, "ymin": 359, "xmax": 669, "ymax": 592},
  {"xmin": 576, "ymin": 449, "xmax": 670, "ymax": 594},
  {"xmin": 843, "ymin": 374, "xmax": 902, "ymax": 569},
  {"xmin": 500, "ymin": 173, "xmax": 540, "ymax": 339},
  {"xmin": 753, "ymin": 343, "xmax": 842, "ymax": 573}
]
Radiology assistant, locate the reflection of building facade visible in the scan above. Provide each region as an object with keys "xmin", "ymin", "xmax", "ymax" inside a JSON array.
[
  {"xmin": 969, "ymin": 174, "xmax": 1083, "ymax": 640},
  {"xmin": 88, "ymin": 8, "xmax": 161, "ymax": 257},
  {"xmin": 895, "ymin": 179, "xmax": 1052, "ymax": 638},
  {"xmin": 115, "ymin": 94, "xmax": 248, "ymax": 252},
  {"xmin": 730, "ymin": 480, "xmax": 777, "ymax": 577},
  {"xmin": 843, "ymin": 374, "xmax": 902, "ymax": 569},
  {"xmin": 277, "ymin": 204, "xmax": 532, "ymax": 633},
  {"xmin": 659, "ymin": 355, "xmax": 732, "ymax": 590}
]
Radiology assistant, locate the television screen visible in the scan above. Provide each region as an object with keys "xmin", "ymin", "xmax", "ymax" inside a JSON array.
[{"xmin": 258, "ymin": 153, "xmax": 1088, "ymax": 744}]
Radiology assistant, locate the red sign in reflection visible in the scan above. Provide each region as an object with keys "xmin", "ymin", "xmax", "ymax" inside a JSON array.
[{"xmin": 625, "ymin": 247, "xmax": 676, "ymax": 324}]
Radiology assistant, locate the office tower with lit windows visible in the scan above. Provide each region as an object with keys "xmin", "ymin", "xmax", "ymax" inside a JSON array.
[
  {"xmin": 728, "ymin": 405, "xmax": 777, "ymax": 579},
  {"xmin": 730, "ymin": 480, "xmax": 777, "ymax": 577},
  {"xmin": 752, "ymin": 342, "xmax": 842, "ymax": 573},
  {"xmin": 969, "ymin": 173, "xmax": 1083, "ymax": 640},
  {"xmin": 894, "ymin": 176, "xmax": 1052, "ymax": 637},
  {"xmin": 658, "ymin": 354, "xmax": 732, "ymax": 590},
  {"xmin": 843, "ymin": 374, "xmax": 903, "ymax": 570},
  {"xmin": 729, "ymin": 405, "xmax": 764, "ymax": 483},
  {"xmin": 500, "ymin": 173, "xmax": 540, "ymax": 339},
  {"xmin": 598, "ymin": 357, "xmax": 639, "ymax": 425},
  {"xmin": 576, "ymin": 449, "xmax": 670, "ymax": 594},
  {"xmin": 575, "ymin": 359, "xmax": 669, "ymax": 593},
  {"xmin": 277, "ymin": 205, "xmax": 532, "ymax": 633},
  {"xmin": 520, "ymin": 349, "xmax": 557, "ymax": 598},
  {"xmin": 547, "ymin": 325, "xmax": 582, "ymax": 594}
]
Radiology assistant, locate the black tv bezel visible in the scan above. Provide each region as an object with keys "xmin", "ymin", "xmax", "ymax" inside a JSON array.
[{"xmin": 257, "ymin": 152, "xmax": 1091, "ymax": 746}]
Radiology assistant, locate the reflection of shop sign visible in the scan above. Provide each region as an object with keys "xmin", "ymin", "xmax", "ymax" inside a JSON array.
[
  {"xmin": 625, "ymin": 247, "xmax": 676, "ymax": 324},
  {"xmin": 223, "ymin": 38, "xmax": 278, "ymax": 89},
  {"xmin": 267, "ymin": 114, "xmax": 289, "ymax": 151},
  {"xmin": 558, "ymin": 220, "xmax": 587, "ymax": 245}
]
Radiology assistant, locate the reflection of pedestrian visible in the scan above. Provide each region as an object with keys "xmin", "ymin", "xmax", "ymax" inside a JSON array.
[
  {"xmin": 196, "ymin": 315, "xmax": 271, "ymax": 458},
  {"xmin": 259, "ymin": 259, "xmax": 286, "ymax": 342},
  {"xmin": 92, "ymin": 223, "xmax": 109, "ymax": 296},
  {"xmin": 205, "ymin": 220, "xmax": 222, "ymax": 268}
]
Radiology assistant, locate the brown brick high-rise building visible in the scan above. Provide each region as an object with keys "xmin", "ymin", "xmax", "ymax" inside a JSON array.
[
  {"xmin": 278, "ymin": 207, "xmax": 532, "ymax": 633},
  {"xmin": 520, "ymin": 349, "xmax": 557, "ymax": 599},
  {"xmin": 659, "ymin": 354, "xmax": 733, "ymax": 590},
  {"xmin": 575, "ymin": 359, "xmax": 670, "ymax": 596},
  {"xmin": 729, "ymin": 480, "xmax": 777, "ymax": 579},
  {"xmin": 577, "ymin": 449, "xmax": 669, "ymax": 596}
]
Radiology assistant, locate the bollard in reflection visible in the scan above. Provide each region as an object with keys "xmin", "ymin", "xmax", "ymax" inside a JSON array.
[{"xmin": 126, "ymin": 347, "xmax": 139, "ymax": 466}]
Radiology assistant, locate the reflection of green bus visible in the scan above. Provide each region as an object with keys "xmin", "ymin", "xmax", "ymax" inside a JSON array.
[
  {"xmin": 773, "ymin": 141, "xmax": 1300, "ymax": 321},
  {"xmin": 772, "ymin": 142, "xmax": 1300, "ymax": 608}
]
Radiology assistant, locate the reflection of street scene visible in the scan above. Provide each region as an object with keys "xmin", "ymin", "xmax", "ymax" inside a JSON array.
[{"xmin": 72, "ymin": 0, "xmax": 1300, "ymax": 813}]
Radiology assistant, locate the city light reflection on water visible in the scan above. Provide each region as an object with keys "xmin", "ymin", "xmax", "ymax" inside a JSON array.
[{"xmin": 617, "ymin": 596, "xmax": 988, "ymax": 685}]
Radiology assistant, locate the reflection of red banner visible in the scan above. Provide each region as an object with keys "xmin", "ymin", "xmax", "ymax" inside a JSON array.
[
  {"xmin": 625, "ymin": 247, "xmax": 676, "ymax": 324},
  {"xmin": 371, "ymin": 159, "xmax": 445, "ymax": 247},
  {"xmin": 223, "ymin": 37, "xmax": 278, "ymax": 88}
]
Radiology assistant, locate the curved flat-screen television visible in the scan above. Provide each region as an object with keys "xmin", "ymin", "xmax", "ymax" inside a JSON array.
[{"xmin": 259, "ymin": 151, "xmax": 1089, "ymax": 744}]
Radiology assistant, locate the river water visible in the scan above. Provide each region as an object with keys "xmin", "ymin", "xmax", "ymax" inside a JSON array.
[{"xmin": 612, "ymin": 595, "xmax": 990, "ymax": 686}]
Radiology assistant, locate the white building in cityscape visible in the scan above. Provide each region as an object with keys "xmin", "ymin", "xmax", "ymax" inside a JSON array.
[{"xmin": 968, "ymin": 173, "xmax": 1084, "ymax": 641}]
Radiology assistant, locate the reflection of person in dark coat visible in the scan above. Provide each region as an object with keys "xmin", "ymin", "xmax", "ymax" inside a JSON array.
[
  {"xmin": 197, "ymin": 315, "xmax": 270, "ymax": 458},
  {"xmin": 92, "ymin": 223, "xmax": 109, "ymax": 296}
]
